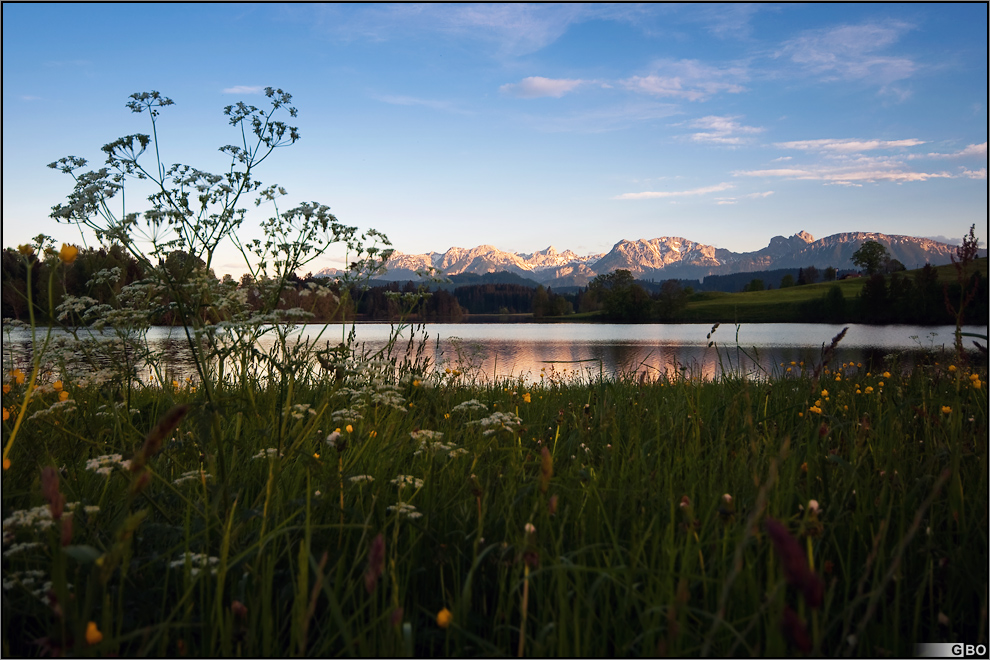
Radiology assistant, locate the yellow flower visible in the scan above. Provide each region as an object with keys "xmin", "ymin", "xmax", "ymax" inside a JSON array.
[
  {"xmin": 172, "ymin": 380, "xmax": 179, "ymax": 389},
  {"xmin": 878, "ymin": 381, "xmax": 884, "ymax": 388},
  {"xmin": 972, "ymin": 379, "xmax": 982, "ymax": 390},
  {"xmin": 59, "ymin": 391, "xmax": 69, "ymax": 402},
  {"xmin": 835, "ymin": 375, "xmax": 841, "ymax": 381},
  {"xmin": 436, "ymin": 607, "xmax": 453, "ymax": 629},
  {"xmin": 2, "ymin": 384, "xmax": 9, "ymax": 394},
  {"xmin": 2, "ymin": 408, "xmax": 9, "ymax": 421},
  {"xmin": 444, "ymin": 413, "xmax": 450, "ymax": 419},
  {"xmin": 970, "ymin": 373, "xmax": 980, "ymax": 381},
  {"xmin": 313, "ymin": 453, "xmax": 320, "ymax": 459},
  {"xmin": 11, "ymin": 369, "xmax": 25, "ymax": 385},
  {"xmin": 941, "ymin": 406, "xmax": 951, "ymax": 414},
  {"xmin": 798, "ymin": 412, "xmax": 804, "ymax": 417},
  {"xmin": 820, "ymin": 389, "xmax": 828, "ymax": 398},
  {"xmin": 522, "ymin": 393, "xmax": 531, "ymax": 403},
  {"xmin": 882, "ymin": 372, "xmax": 891, "ymax": 379},
  {"xmin": 17, "ymin": 244, "xmax": 34, "ymax": 256},
  {"xmin": 85, "ymin": 621, "xmax": 103, "ymax": 645},
  {"xmin": 948, "ymin": 365, "xmax": 957, "ymax": 372},
  {"xmin": 346, "ymin": 424, "xmax": 353, "ymax": 433},
  {"xmin": 369, "ymin": 430, "xmax": 377, "ymax": 438},
  {"xmin": 864, "ymin": 386, "xmax": 873, "ymax": 394},
  {"xmin": 809, "ymin": 406, "xmax": 822, "ymax": 415},
  {"xmin": 53, "ymin": 380, "xmax": 63, "ymax": 392},
  {"xmin": 59, "ymin": 244, "xmax": 79, "ymax": 264},
  {"xmin": 412, "ymin": 379, "xmax": 421, "ymax": 387},
  {"xmin": 2, "ymin": 457, "xmax": 10, "ymax": 470}
]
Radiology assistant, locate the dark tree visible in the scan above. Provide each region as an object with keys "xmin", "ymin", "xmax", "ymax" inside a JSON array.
[{"xmin": 851, "ymin": 240, "xmax": 890, "ymax": 276}]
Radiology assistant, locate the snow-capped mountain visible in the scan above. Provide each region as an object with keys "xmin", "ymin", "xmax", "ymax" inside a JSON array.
[{"xmin": 314, "ymin": 231, "xmax": 981, "ymax": 286}]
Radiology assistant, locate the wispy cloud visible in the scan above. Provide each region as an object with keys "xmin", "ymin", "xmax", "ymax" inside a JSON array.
[
  {"xmin": 922, "ymin": 142, "xmax": 988, "ymax": 159},
  {"xmin": 19, "ymin": 95, "xmax": 42, "ymax": 101},
  {"xmin": 374, "ymin": 94, "xmax": 471, "ymax": 114},
  {"xmin": 616, "ymin": 182, "xmax": 733, "ymax": 200},
  {"xmin": 500, "ymin": 76, "xmax": 587, "ymax": 99},
  {"xmin": 961, "ymin": 167, "xmax": 987, "ymax": 180},
  {"xmin": 620, "ymin": 59, "xmax": 747, "ymax": 101},
  {"xmin": 776, "ymin": 20, "xmax": 916, "ymax": 86},
  {"xmin": 735, "ymin": 165, "xmax": 954, "ymax": 184},
  {"xmin": 677, "ymin": 115, "xmax": 764, "ymax": 144},
  {"xmin": 222, "ymin": 86, "xmax": 265, "ymax": 95},
  {"xmin": 775, "ymin": 138, "xmax": 925, "ymax": 153},
  {"xmin": 517, "ymin": 101, "xmax": 680, "ymax": 133}
]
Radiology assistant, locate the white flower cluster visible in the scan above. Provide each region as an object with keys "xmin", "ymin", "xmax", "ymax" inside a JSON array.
[
  {"xmin": 173, "ymin": 469, "xmax": 212, "ymax": 485},
  {"xmin": 390, "ymin": 474, "xmax": 424, "ymax": 489},
  {"xmin": 331, "ymin": 407, "xmax": 364, "ymax": 424},
  {"xmin": 386, "ymin": 502, "xmax": 423, "ymax": 519},
  {"xmin": 2, "ymin": 541, "xmax": 44, "ymax": 558},
  {"xmin": 1, "ymin": 569, "xmax": 72, "ymax": 605},
  {"xmin": 28, "ymin": 399, "xmax": 78, "ymax": 422},
  {"xmin": 252, "ymin": 448, "xmax": 282, "ymax": 459},
  {"xmin": 3, "ymin": 502, "xmax": 84, "ymax": 541},
  {"xmin": 289, "ymin": 403, "xmax": 317, "ymax": 420},
  {"xmin": 348, "ymin": 475, "xmax": 374, "ymax": 484},
  {"xmin": 450, "ymin": 399, "xmax": 488, "ymax": 414},
  {"xmin": 169, "ymin": 552, "xmax": 220, "ymax": 577},
  {"xmin": 468, "ymin": 411, "xmax": 523, "ymax": 435},
  {"xmin": 85, "ymin": 454, "xmax": 132, "ymax": 476},
  {"xmin": 409, "ymin": 430, "xmax": 444, "ymax": 442}
]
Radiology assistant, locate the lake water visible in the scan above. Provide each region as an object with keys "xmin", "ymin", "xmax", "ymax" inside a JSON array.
[{"xmin": 3, "ymin": 322, "xmax": 985, "ymax": 384}]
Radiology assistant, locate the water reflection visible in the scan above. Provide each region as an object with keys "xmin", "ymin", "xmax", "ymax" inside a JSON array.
[{"xmin": 3, "ymin": 323, "xmax": 985, "ymax": 384}]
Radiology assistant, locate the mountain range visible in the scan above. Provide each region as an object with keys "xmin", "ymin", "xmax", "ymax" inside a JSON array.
[{"xmin": 316, "ymin": 231, "xmax": 984, "ymax": 287}]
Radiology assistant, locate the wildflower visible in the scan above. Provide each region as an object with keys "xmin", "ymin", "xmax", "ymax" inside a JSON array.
[
  {"xmin": 390, "ymin": 475, "xmax": 424, "ymax": 489},
  {"xmin": 2, "ymin": 409, "xmax": 8, "ymax": 422},
  {"xmin": 231, "ymin": 600, "xmax": 248, "ymax": 620},
  {"xmin": 941, "ymin": 406, "xmax": 951, "ymax": 415},
  {"xmin": 948, "ymin": 365, "xmax": 957, "ymax": 373},
  {"xmin": 764, "ymin": 517, "xmax": 823, "ymax": 608},
  {"xmin": 2, "ymin": 384, "xmax": 9, "ymax": 393},
  {"xmin": 878, "ymin": 381, "xmax": 884, "ymax": 388},
  {"xmin": 436, "ymin": 607, "xmax": 453, "ymax": 629},
  {"xmin": 85, "ymin": 621, "xmax": 103, "ymax": 645},
  {"xmin": 349, "ymin": 475, "xmax": 374, "ymax": 484},
  {"xmin": 11, "ymin": 369, "xmax": 25, "ymax": 385},
  {"xmin": 522, "ymin": 393, "xmax": 531, "ymax": 403},
  {"xmin": 2, "ymin": 458, "xmax": 9, "ymax": 470},
  {"xmin": 864, "ymin": 386, "xmax": 873, "ymax": 394},
  {"xmin": 386, "ymin": 502, "xmax": 423, "ymax": 519},
  {"xmin": 882, "ymin": 372, "xmax": 891, "ymax": 379},
  {"xmin": 59, "ymin": 391, "xmax": 69, "ymax": 402},
  {"xmin": 345, "ymin": 424, "xmax": 353, "ymax": 433},
  {"xmin": 52, "ymin": 381, "xmax": 63, "ymax": 392},
  {"xmin": 59, "ymin": 244, "xmax": 79, "ymax": 264},
  {"xmin": 524, "ymin": 522, "xmax": 536, "ymax": 535},
  {"xmin": 820, "ymin": 389, "xmax": 828, "ymax": 398},
  {"xmin": 365, "ymin": 533, "xmax": 385, "ymax": 593},
  {"xmin": 809, "ymin": 405, "xmax": 822, "ymax": 415}
]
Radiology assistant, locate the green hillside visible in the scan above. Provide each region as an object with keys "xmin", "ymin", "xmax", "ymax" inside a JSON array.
[{"xmin": 676, "ymin": 258, "xmax": 987, "ymax": 324}]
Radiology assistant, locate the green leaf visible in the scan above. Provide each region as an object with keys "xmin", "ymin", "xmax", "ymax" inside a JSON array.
[{"xmin": 63, "ymin": 544, "xmax": 103, "ymax": 563}]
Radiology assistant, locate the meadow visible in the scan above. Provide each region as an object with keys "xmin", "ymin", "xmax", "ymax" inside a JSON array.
[
  {"xmin": 2, "ymin": 327, "xmax": 986, "ymax": 657},
  {"xmin": 3, "ymin": 88, "xmax": 986, "ymax": 657}
]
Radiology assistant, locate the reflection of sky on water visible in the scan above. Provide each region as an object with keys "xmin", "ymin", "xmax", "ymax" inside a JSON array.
[{"xmin": 4, "ymin": 323, "xmax": 985, "ymax": 384}]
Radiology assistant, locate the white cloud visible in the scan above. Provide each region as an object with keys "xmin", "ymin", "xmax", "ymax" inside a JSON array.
[
  {"xmin": 222, "ymin": 86, "xmax": 265, "ymax": 95},
  {"xmin": 500, "ymin": 76, "xmax": 586, "ymax": 99},
  {"xmin": 961, "ymin": 167, "xmax": 987, "ymax": 180},
  {"xmin": 771, "ymin": 156, "xmax": 792, "ymax": 162},
  {"xmin": 19, "ymin": 95, "xmax": 41, "ymax": 101},
  {"xmin": 775, "ymin": 138, "xmax": 925, "ymax": 153},
  {"xmin": 680, "ymin": 115, "xmax": 764, "ymax": 144},
  {"xmin": 735, "ymin": 165, "xmax": 954, "ymax": 184},
  {"xmin": 615, "ymin": 182, "xmax": 733, "ymax": 200},
  {"xmin": 777, "ymin": 21, "xmax": 916, "ymax": 86},
  {"xmin": 620, "ymin": 59, "xmax": 747, "ymax": 101},
  {"xmin": 925, "ymin": 142, "xmax": 988, "ymax": 159},
  {"xmin": 744, "ymin": 191, "xmax": 774, "ymax": 198}
]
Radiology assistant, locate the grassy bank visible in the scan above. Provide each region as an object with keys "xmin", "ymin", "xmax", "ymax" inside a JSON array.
[{"xmin": 3, "ymin": 347, "xmax": 986, "ymax": 657}]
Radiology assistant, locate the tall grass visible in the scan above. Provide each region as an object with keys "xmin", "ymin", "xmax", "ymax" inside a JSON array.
[{"xmin": 3, "ymin": 335, "xmax": 986, "ymax": 657}]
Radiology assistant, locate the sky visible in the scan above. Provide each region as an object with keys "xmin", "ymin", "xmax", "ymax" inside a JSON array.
[{"xmin": 3, "ymin": 3, "xmax": 987, "ymax": 277}]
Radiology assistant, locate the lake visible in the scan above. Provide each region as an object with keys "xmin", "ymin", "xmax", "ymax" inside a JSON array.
[{"xmin": 3, "ymin": 322, "xmax": 985, "ymax": 384}]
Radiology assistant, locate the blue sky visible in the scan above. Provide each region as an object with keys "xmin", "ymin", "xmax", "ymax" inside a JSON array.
[{"xmin": 3, "ymin": 3, "xmax": 986, "ymax": 276}]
